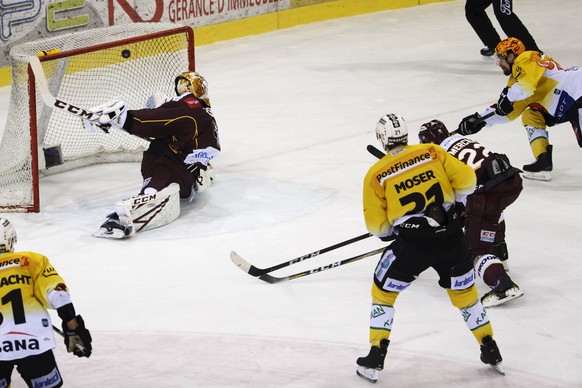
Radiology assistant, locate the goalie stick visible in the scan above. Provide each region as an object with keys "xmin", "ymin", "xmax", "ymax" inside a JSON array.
[
  {"xmin": 28, "ymin": 56, "xmax": 103, "ymax": 125},
  {"xmin": 232, "ymin": 247, "xmax": 384, "ymax": 284},
  {"xmin": 230, "ymin": 232, "xmax": 372, "ymax": 276}
]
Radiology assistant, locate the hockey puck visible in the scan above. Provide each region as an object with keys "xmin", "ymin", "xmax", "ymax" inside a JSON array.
[{"xmin": 121, "ymin": 49, "xmax": 131, "ymax": 58}]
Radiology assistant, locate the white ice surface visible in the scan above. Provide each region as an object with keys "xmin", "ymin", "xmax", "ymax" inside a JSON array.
[{"xmin": 1, "ymin": 0, "xmax": 581, "ymax": 386}]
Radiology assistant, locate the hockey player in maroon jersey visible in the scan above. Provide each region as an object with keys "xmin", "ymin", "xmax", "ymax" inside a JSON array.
[
  {"xmin": 356, "ymin": 114, "xmax": 503, "ymax": 383},
  {"xmin": 83, "ymin": 71, "xmax": 221, "ymax": 238},
  {"xmin": 0, "ymin": 218, "xmax": 92, "ymax": 388},
  {"xmin": 418, "ymin": 119, "xmax": 524, "ymax": 308}
]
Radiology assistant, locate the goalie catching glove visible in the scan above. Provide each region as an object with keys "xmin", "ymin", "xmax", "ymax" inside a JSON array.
[{"xmin": 83, "ymin": 96, "xmax": 128, "ymax": 133}]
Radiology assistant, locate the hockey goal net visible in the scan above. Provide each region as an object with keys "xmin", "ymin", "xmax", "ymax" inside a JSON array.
[{"xmin": 0, "ymin": 23, "xmax": 195, "ymax": 212}]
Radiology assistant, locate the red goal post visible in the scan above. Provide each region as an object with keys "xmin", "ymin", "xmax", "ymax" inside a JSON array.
[{"xmin": 0, "ymin": 23, "xmax": 195, "ymax": 212}]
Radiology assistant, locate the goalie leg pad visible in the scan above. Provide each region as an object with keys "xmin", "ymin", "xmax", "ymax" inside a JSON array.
[{"xmin": 119, "ymin": 183, "xmax": 180, "ymax": 233}]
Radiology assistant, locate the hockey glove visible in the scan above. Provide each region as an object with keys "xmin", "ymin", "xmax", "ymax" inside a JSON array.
[
  {"xmin": 495, "ymin": 87, "xmax": 514, "ymax": 116},
  {"xmin": 82, "ymin": 118, "xmax": 110, "ymax": 133},
  {"xmin": 145, "ymin": 92, "xmax": 170, "ymax": 109},
  {"xmin": 458, "ymin": 112, "xmax": 486, "ymax": 135},
  {"xmin": 98, "ymin": 96, "xmax": 128, "ymax": 128},
  {"xmin": 61, "ymin": 315, "xmax": 93, "ymax": 358}
]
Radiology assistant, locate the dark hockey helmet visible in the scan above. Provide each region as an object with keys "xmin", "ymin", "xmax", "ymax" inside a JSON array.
[
  {"xmin": 418, "ymin": 119, "xmax": 450, "ymax": 145},
  {"xmin": 495, "ymin": 37, "xmax": 526, "ymax": 59},
  {"xmin": 0, "ymin": 218, "xmax": 17, "ymax": 253}
]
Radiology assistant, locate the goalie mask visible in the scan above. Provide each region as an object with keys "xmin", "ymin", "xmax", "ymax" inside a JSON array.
[
  {"xmin": 376, "ymin": 114, "xmax": 408, "ymax": 152},
  {"xmin": 418, "ymin": 119, "xmax": 450, "ymax": 145},
  {"xmin": 0, "ymin": 218, "xmax": 17, "ymax": 253},
  {"xmin": 174, "ymin": 71, "xmax": 210, "ymax": 106}
]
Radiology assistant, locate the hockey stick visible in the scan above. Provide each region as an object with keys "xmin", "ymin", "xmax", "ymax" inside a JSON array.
[
  {"xmin": 28, "ymin": 56, "xmax": 102, "ymax": 123},
  {"xmin": 230, "ymin": 232, "xmax": 373, "ymax": 276},
  {"xmin": 256, "ymin": 247, "xmax": 385, "ymax": 284},
  {"xmin": 53, "ymin": 324, "xmax": 64, "ymax": 337}
]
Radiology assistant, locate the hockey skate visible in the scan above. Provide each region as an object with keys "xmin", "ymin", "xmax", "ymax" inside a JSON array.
[
  {"xmin": 93, "ymin": 211, "xmax": 134, "ymax": 239},
  {"xmin": 481, "ymin": 278, "xmax": 523, "ymax": 308},
  {"xmin": 356, "ymin": 339, "xmax": 389, "ymax": 383},
  {"xmin": 480, "ymin": 336, "xmax": 505, "ymax": 375},
  {"xmin": 480, "ymin": 47, "xmax": 495, "ymax": 57},
  {"xmin": 522, "ymin": 145, "xmax": 552, "ymax": 181}
]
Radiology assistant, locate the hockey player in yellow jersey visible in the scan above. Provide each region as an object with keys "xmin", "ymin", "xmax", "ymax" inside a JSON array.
[
  {"xmin": 0, "ymin": 218, "xmax": 92, "ymax": 388},
  {"xmin": 457, "ymin": 37, "xmax": 582, "ymax": 181},
  {"xmin": 356, "ymin": 114, "xmax": 504, "ymax": 383}
]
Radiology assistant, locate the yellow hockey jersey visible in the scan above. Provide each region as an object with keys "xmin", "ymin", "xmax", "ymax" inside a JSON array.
[
  {"xmin": 507, "ymin": 51, "xmax": 582, "ymax": 121},
  {"xmin": 363, "ymin": 144, "xmax": 476, "ymax": 238},
  {"xmin": 0, "ymin": 251, "xmax": 66, "ymax": 361}
]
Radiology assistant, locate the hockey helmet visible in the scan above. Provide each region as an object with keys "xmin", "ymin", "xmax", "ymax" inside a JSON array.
[
  {"xmin": 376, "ymin": 114, "xmax": 408, "ymax": 152},
  {"xmin": 0, "ymin": 218, "xmax": 17, "ymax": 254},
  {"xmin": 174, "ymin": 71, "xmax": 210, "ymax": 105},
  {"xmin": 418, "ymin": 119, "xmax": 450, "ymax": 145},
  {"xmin": 495, "ymin": 37, "xmax": 526, "ymax": 59}
]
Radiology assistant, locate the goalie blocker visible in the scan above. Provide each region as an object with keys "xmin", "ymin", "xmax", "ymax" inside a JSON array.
[{"xmin": 94, "ymin": 183, "xmax": 180, "ymax": 239}]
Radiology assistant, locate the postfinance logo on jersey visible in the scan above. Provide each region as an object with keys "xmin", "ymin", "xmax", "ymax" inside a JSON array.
[
  {"xmin": 0, "ymin": 257, "xmax": 26, "ymax": 270},
  {"xmin": 376, "ymin": 151, "xmax": 433, "ymax": 184}
]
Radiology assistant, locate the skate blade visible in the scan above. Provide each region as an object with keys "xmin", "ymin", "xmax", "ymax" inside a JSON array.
[
  {"xmin": 483, "ymin": 289, "xmax": 524, "ymax": 308},
  {"xmin": 522, "ymin": 170, "xmax": 551, "ymax": 181},
  {"xmin": 356, "ymin": 366, "xmax": 378, "ymax": 383},
  {"xmin": 489, "ymin": 362, "xmax": 506, "ymax": 375},
  {"xmin": 92, "ymin": 228, "xmax": 127, "ymax": 239}
]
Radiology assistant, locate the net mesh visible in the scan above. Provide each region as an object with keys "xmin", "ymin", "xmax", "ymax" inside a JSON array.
[{"xmin": 0, "ymin": 23, "xmax": 194, "ymax": 211}]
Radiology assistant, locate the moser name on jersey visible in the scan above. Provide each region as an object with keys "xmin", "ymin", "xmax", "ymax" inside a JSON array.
[
  {"xmin": 0, "ymin": 274, "xmax": 31, "ymax": 288},
  {"xmin": 394, "ymin": 170, "xmax": 436, "ymax": 194},
  {"xmin": 376, "ymin": 152, "xmax": 432, "ymax": 183}
]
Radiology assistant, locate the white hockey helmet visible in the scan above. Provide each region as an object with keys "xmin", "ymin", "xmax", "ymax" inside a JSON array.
[
  {"xmin": 0, "ymin": 218, "xmax": 17, "ymax": 254},
  {"xmin": 174, "ymin": 71, "xmax": 210, "ymax": 106},
  {"xmin": 376, "ymin": 114, "xmax": 408, "ymax": 152}
]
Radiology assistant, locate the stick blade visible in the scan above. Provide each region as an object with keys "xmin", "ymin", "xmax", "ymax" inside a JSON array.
[
  {"xmin": 230, "ymin": 251, "xmax": 254, "ymax": 274},
  {"xmin": 367, "ymin": 144, "xmax": 385, "ymax": 159}
]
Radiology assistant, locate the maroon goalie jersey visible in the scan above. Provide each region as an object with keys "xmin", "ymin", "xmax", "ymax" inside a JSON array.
[{"xmin": 123, "ymin": 92, "xmax": 220, "ymax": 198}]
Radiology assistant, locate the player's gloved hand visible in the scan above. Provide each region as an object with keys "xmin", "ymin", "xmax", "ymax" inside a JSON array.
[
  {"xmin": 61, "ymin": 315, "xmax": 92, "ymax": 358},
  {"xmin": 145, "ymin": 92, "xmax": 169, "ymax": 109},
  {"xmin": 495, "ymin": 87, "xmax": 514, "ymax": 116},
  {"xmin": 458, "ymin": 112, "xmax": 486, "ymax": 135},
  {"xmin": 82, "ymin": 118, "xmax": 111, "ymax": 133},
  {"xmin": 98, "ymin": 96, "xmax": 128, "ymax": 129},
  {"xmin": 454, "ymin": 201, "xmax": 466, "ymax": 228}
]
